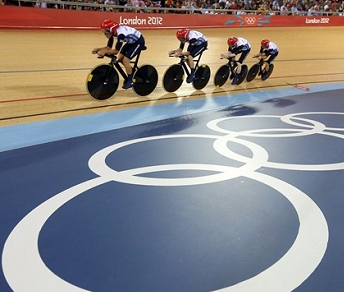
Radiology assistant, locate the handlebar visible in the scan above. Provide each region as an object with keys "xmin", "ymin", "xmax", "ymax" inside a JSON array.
[
  {"xmin": 97, "ymin": 54, "xmax": 118, "ymax": 65},
  {"xmin": 220, "ymin": 56, "xmax": 236, "ymax": 61},
  {"xmin": 169, "ymin": 53, "xmax": 186, "ymax": 59},
  {"xmin": 97, "ymin": 54, "xmax": 116, "ymax": 59}
]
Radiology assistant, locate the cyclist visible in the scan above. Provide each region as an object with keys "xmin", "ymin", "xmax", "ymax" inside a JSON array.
[
  {"xmin": 253, "ymin": 39, "xmax": 279, "ymax": 80},
  {"xmin": 221, "ymin": 36, "xmax": 251, "ymax": 84},
  {"xmin": 169, "ymin": 28, "xmax": 208, "ymax": 83},
  {"xmin": 92, "ymin": 20, "xmax": 146, "ymax": 89}
]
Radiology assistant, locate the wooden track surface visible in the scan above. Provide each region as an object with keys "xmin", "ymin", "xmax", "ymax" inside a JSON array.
[{"xmin": 1, "ymin": 27, "xmax": 343, "ymax": 126}]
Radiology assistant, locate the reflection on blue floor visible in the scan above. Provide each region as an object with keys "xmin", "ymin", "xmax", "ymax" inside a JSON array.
[
  {"xmin": 1, "ymin": 83, "xmax": 344, "ymax": 152},
  {"xmin": 1, "ymin": 85, "xmax": 344, "ymax": 292}
]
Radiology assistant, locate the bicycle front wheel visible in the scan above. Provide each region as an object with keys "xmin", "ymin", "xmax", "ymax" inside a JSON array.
[
  {"xmin": 214, "ymin": 65, "xmax": 230, "ymax": 87},
  {"xmin": 86, "ymin": 64, "xmax": 119, "ymax": 100},
  {"xmin": 246, "ymin": 64, "xmax": 260, "ymax": 82}
]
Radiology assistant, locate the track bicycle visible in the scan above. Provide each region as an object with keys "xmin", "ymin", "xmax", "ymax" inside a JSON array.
[
  {"xmin": 86, "ymin": 46, "xmax": 158, "ymax": 100},
  {"xmin": 162, "ymin": 50, "xmax": 211, "ymax": 92},
  {"xmin": 246, "ymin": 57, "xmax": 274, "ymax": 82},
  {"xmin": 214, "ymin": 57, "xmax": 248, "ymax": 87}
]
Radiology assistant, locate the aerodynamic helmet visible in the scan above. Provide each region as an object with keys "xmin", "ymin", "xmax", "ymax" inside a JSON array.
[
  {"xmin": 100, "ymin": 20, "xmax": 119, "ymax": 35},
  {"xmin": 227, "ymin": 37, "xmax": 238, "ymax": 47},
  {"xmin": 176, "ymin": 28, "xmax": 190, "ymax": 41},
  {"xmin": 261, "ymin": 39, "xmax": 270, "ymax": 48}
]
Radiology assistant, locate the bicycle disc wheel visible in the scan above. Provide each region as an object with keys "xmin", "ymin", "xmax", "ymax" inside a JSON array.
[
  {"xmin": 163, "ymin": 64, "xmax": 184, "ymax": 92},
  {"xmin": 229, "ymin": 63, "xmax": 237, "ymax": 80},
  {"xmin": 246, "ymin": 64, "xmax": 260, "ymax": 82},
  {"xmin": 261, "ymin": 64, "xmax": 274, "ymax": 81},
  {"xmin": 193, "ymin": 64, "xmax": 211, "ymax": 90},
  {"xmin": 133, "ymin": 65, "xmax": 158, "ymax": 96},
  {"xmin": 235, "ymin": 64, "xmax": 248, "ymax": 85},
  {"xmin": 86, "ymin": 65, "xmax": 119, "ymax": 100},
  {"xmin": 214, "ymin": 65, "xmax": 230, "ymax": 87}
]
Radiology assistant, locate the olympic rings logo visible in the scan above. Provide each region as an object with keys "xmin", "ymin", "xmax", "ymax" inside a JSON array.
[
  {"xmin": 5, "ymin": 111, "xmax": 344, "ymax": 291},
  {"xmin": 245, "ymin": 17, "xmax": 256, "ymax": 25}
]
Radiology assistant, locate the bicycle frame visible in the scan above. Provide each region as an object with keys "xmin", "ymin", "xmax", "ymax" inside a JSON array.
[
  {"xmin": 257, "ymin": 58, "xmax": 266, "ymax": 75},
  {"xmin": 172, "ymin": 50, "xmax": 205, "ymax": 77},
  {"xmin": 226, "ymin": 57, "xmax": 238, "ymax": 75},
  {"xmin": 102, "ymin": 51, "xmax": 142, "ymax": 82}
]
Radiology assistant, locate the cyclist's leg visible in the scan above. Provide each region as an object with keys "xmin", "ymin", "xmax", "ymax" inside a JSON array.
[
  {"xmin": 187, "ymin": 42, "xmax": 207, "ymax": 83},
  {"xmin": 236, "ymin": 49, "xmax": 251, "ymax": 74},
  {"xmin": 264, "ymin": 52, "xmax": 278, "ymax": 71},
  {"xmin": 121, "ymin": 38, "xmax": 145, "ymax": 89},
  {"xmin": 185, "ymin": 53, "xmax": 195, "ymax": 83}
]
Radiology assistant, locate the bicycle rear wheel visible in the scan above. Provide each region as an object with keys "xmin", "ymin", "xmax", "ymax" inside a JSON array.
[
  {"xmin": 133, "ymin": 65, "xmax": 158, "ymax": 96},
  {"xmin": 234, "ymin": 64, "xmax": 248, "ymax": 85},
  {"xmin": 193, "ymin": 64, "xmax": 211, "ymax": 90},
  {"xmin": 261, "ymin": 64, "xmax": 274, "ymax": 81},
  {"xmin": 163, "ymin": 64, "xmax": 184, "ymax": 92},
  {"xmin": 86, "ymin": 65, "xmax": 119, "ymax": 100},
  {"xmin": 229, "ymin": 63, "xmax": 237, "ymax": 80},
  {"xmin": 246, "ymin": 64, "xmax": 259, "ymax": 82},
  {"xmin": 214, "ymin": 65, "xmax": 230, "ymax": 87}
]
